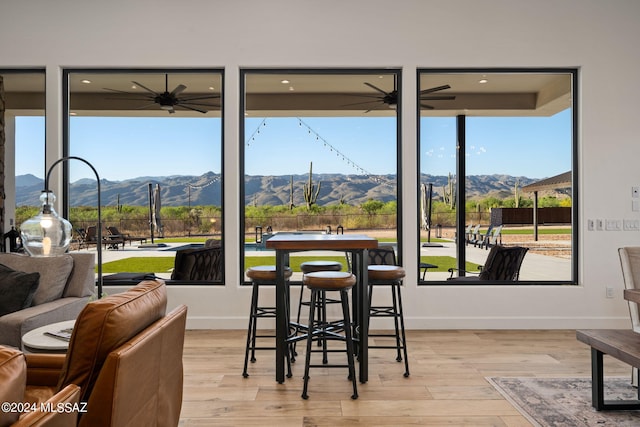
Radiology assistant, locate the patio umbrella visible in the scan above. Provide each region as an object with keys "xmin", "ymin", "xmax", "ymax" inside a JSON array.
[
  {"xmin": 420, "ymin": 183, "xmax": 429, "ymax": 231},
  {"xmin": 152, "ymin": 183, "xmax": 163, "ymax": 238}
]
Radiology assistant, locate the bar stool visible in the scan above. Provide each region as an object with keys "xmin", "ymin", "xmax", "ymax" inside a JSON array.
[
  {"xmin": 293, "ymin": 260, "xmax": 343, "ymax": 361},
  {"xmin": 301, "ymin": 271, "xmax": 358, "ymax": 400},
  {"xmin": 368, "ymin": 247, "xmax": 410, "ymax": 377},
  {"xmin": 243, "ymin": 265, "xmax": 293, "ymax": 378}
]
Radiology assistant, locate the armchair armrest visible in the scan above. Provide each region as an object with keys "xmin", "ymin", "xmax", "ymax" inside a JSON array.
[
  {"xmin": 13, "ymin": 384, "xmax": 80, "ymax": 427},
  {"xmin": 25, "ymin": 353, "xmax": 66, "ymax": 386}
]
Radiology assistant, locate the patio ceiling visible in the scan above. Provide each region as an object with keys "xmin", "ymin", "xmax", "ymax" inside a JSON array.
[{"xmin": 0, "ymin": 71, "xmax": 571, "ymax": 118}]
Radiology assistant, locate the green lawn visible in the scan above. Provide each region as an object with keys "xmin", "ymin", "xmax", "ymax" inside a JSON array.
[{"xmin": 103, "ymin": 254, "xmax": 479, "ymax": 274}]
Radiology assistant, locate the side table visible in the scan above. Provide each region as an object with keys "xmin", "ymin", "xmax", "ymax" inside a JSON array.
[{"xmin": 22, "ymin": 320, "xmax": 75, "ymax": 353}]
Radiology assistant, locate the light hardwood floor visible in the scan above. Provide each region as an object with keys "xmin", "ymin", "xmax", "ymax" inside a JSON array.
[{"xmin": 180, "ymin": 329, "xmax": 630, "ymax": 426}]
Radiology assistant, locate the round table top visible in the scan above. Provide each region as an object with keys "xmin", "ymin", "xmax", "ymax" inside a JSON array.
[{"xmin": 22, "ymin": 320, "xmax": 75, "ymax": 352}]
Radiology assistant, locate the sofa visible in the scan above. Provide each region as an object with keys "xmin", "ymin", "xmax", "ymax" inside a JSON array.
[
  {"xmin": 0, "ymin": 279, "xmax": 187, "ymax": 427},
  {"xmin": 0, "ymin": 253, "xmax": 95, "ymax": 349}
]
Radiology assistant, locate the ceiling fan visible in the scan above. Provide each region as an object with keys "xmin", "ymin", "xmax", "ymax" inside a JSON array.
[
  {"xmin": 343, "ymin": 80, "xmax": 455, "ymax": 112},
  {"xmin": 103, "ymin": 74, "xmax": 220, "ymax": 114}
]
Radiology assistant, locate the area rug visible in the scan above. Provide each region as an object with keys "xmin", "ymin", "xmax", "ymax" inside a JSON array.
[{"xmin": 487, "ymin": 377, "xmax": 640, "ymax": 426}]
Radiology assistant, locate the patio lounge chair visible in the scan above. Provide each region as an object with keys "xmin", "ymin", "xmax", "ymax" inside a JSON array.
[
  {"xmin": 465, "ymin": 224, "xmax": 479, "ymax": 245},
  {"xmin": 479, "ymin": 225, "xmax": 503, "ymax": 250},
  {"xmin": 447, "ymin": 245, "xmax": 528, "ymax": 282},
  {"xmin": 106, "ymin": 226, "xmax": 147, "ymax": 246}
]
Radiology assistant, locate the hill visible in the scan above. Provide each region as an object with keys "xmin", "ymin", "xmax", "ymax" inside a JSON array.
[{"xmin": 15, "ymin": 172, "xmax": 538, "ymax": 207}]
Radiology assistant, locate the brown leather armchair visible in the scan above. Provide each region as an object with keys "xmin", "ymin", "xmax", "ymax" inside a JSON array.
[
  {"xmin": 2, "ymin": 280, "xmax": 187, "ymax": 427},
  {"xmin": 0, "ymin": 346, "xmax": 81, "ymax": 427}
]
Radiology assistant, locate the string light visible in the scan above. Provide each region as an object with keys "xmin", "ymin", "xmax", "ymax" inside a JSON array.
[{"xmin": 244, "ymin": 117, "xmax": 395, "ymax": 188}]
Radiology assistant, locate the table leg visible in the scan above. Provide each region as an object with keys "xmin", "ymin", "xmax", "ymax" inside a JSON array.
[
  {"xmin": 275, "ymin": 250, "xmax": 287, "ymax": 383},
  {"xmin": 352, "ymin": 249, "xmax": 369, "ymax": 384}
]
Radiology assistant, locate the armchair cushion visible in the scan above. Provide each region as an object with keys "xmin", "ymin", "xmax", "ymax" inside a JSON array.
[
  {"xmin": 0, "ymin": 346, "xmax": 26, "ymax": 426},
  {"xmin": 0, "ymin": 264, "xmax": 40, "ymax": 316},
  {"xmin": 0, "ymin": 254, "xmax": 73, "ymax": 306}
]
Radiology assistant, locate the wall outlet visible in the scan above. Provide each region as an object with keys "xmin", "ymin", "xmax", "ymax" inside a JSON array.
[
  {"xmin": 606, "ymin": 287, "xmax": 614, "ymax": 298},
  {"xmin": 596, "ymin": 219, "xmax": 604, "ymax": 231},
  {"xmin": 605, "ymin": 219, "xmax": 622, "ymax": 231},
  {"xmin": 624, "ymin": 219, "xmax": 640, "ymax": 231},
  {"xmin": 588, "ymin": 219, "xmax": 595, "ymax": 231}
]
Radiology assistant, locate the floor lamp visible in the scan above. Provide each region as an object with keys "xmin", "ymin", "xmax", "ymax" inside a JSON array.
[{"xmin": 20, "ymin": 156, "xmax": 103, "ymax": 298}]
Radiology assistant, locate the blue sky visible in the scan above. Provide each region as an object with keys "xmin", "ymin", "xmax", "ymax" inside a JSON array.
[{"xmin": 15, "ymin": 110, "xmax": 571, "ymax": 181}]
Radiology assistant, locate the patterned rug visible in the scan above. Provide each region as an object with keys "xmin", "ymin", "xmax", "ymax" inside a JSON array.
[{"xmin": 487, "ymin": 377, "xmax": 640, "ymax": 426}]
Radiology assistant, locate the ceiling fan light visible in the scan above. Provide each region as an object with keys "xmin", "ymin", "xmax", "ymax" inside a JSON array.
[{"xmin": 160, "ymin": 104, "xmax": 173, "ymax": 110}]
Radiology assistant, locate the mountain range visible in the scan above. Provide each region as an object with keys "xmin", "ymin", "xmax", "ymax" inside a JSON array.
[{"xmin": 15, "ymin": 172, "xmax": 538, "ymax": 208}]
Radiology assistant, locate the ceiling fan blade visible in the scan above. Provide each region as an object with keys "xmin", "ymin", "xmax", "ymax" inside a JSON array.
[
  {"xmin": 132, "ymin": 81, "xmax": 160, "ymax": 96},
  {"xmin": 133, "ymin": 102, "xmax": 160, "ymax": 110},
  {"xmin": 419, "ymin": 84, "xmax": 451, "ymax": 95},
  {"xmin": 364, "ymin": 82, "xmax": 390, "ymax": 96},
  {"xmin": 421, "ymin": 95, "xmax": 456, "ymax": 101},
  {"xmin": 102, "ymin": 87, "xmax": 140, "ymax": 95},
  {"xmin": 420, "ymin": 103, "xmax": 435, "ymax": 110},
  {"xmin": 104, "ymin": 96, "xmax": 155, "ymax": 101},
  {"xmin": 171, "ymin": 84, "xmax": 187, "ymax": 96},
  {"xmin": 180, "ymin": 102, "xmax": 220, "ymax": 108},
  {"xmin": 178, "ymin": 94, "xmax": 221, "ymax": 102},
  {"xmin": 176, "ymin": 104, "xmax": 208, "ymax": 114},
  {"xmin": 341, "ymin": 99, "xmax": 383, "ymax": 107}
]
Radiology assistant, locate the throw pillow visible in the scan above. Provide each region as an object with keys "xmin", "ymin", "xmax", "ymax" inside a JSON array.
[
  {"xmin": 0, "ymin": 254, "xmax": 73, "ymax": 306},
  {"xmin": 0, "ymin": 263, "xmax": 40, "ymax": 316}
]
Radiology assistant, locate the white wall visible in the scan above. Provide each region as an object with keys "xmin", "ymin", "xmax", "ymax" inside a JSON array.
[{"xmin": 2, "ymin": 0, "xmax": 639, "ymax": 329}]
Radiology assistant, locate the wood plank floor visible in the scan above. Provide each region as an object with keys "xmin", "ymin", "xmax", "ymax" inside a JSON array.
[{"xmin": 179, "ymin": 329, "xmax": 631, "ymax": 426}]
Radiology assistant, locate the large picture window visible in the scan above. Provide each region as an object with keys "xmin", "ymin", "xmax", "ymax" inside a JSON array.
[
  {"xmin": 241, "ymin": 69, "xmax": 401, "ymax": 282},
  {"xmin": 64, "ymin": 69, "xmax": 224, "ymax": 284},
  {"xmin": 418, "ymin": 69, "xmax": 576, "ymax": 284},
  {"xmin": 3, "ymin": 70, "xmax": 46, "ymax": 250}
]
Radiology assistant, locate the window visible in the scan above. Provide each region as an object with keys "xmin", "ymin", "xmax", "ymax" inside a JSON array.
[
  {"xmin": 418, "ymin": 69, "xmax": 576, "ymax": 284},
  {"xmin": 241, "ymin": 69, "xmax": 401, "ymax": 281},
  {"xmin": 64, "ymin": 69, "xmax": 224, "ymax": 283}
]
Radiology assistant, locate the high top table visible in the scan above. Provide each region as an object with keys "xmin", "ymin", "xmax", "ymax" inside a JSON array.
[{"xmin": 266, "ymin": 233, "xmax": 378, "ymax": 383}]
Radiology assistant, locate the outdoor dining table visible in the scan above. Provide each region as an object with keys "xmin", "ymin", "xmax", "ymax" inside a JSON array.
[{"xmin": 265, "ymin": 232, "xmax": 379, "ymax": 384}]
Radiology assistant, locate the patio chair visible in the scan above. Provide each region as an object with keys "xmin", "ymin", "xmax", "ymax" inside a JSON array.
[
  {"xmin": 617, "ymin": 247, "xmax": 640, "ymax": 385},
  {"xmin": 74, "ymin": 228, "xmax": 87, "ymax": 250},
  {"xmin": 106, "ymin": 226, "xmax": 147, "ymax": 246},
  {"xmin": 478, "ymin": 225, "xmax": 503, "ymax": 249},
  {"xmin": 465, "ymin": 224, "xmax": 479, "ymax": 245},
  {"xmin": 84, "ymin": 225, "xmax": 100, "ymax": 248},
  {"xmin": 447, "ymin": 245, "xmax": 529, "ymax": 282},
  {"xmin": 469, "ymin": 224, "xmax": 492, "ymax": 247}
]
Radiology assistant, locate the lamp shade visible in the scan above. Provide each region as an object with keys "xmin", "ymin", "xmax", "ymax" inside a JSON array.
[{"xmin": 20, "ymin": 191, "xmax": 72, "ymax": 256}]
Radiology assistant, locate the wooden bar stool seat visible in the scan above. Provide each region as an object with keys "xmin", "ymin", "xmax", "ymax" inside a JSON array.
[
  {"xmin": 301, "ymin": 271, "xmax": 358, "ymax": 400},
  {"xmin": 243, "ymin": 265, "xmax": 293, "ymax": 378}
]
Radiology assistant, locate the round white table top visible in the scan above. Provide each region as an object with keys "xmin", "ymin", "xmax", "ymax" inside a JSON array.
[{"xmin": 22, "ymin": 320, "xmax": 75, "ymax": 351}]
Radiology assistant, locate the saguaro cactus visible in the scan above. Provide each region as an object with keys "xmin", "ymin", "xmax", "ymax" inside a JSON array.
[
  {"xmin": 288, "ymin": 175, "xmax": 295, "ymax": 210},
  {"xmin": 442, "ymin": 172, "xmax": 456, "ymax": 209},
  {"xmin": 303, "ymin": 162, "xmax": 321, "ymax": 210}
]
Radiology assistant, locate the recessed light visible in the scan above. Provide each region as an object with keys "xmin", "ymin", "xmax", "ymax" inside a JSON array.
[
  {"xmin": 131, "ymin": 84, "xmax": 137, "ymax": 89},
  {"xmin": 281, "ymin": 79, "xmax": 290, "ymax": 84},
  {"xmin": 208, "ymin": 86, "xmax": 215, "ymax": 91},
  {"xmin": 479, "ymin": 79, "xmax": 488, "ymax": 84},
  {"xmin": 70, "ymin": 112, "xmax": 77, "ymax": 116},
  {"xmin": 288, "ymin": 86, "xmax": 295, "ymax": 91},
  {"xmin": 81, "ymin": 79, "xmax": 91, "ymax": 84}
]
